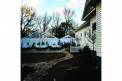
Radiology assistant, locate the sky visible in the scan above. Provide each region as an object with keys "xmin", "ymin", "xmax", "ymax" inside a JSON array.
[{"xmin": 22, "ymin": 0, "xmax": 86, "ymax": 26}]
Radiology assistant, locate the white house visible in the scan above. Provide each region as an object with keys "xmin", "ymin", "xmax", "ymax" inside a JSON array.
[
  {"xmin": 75, "ymin": 21, "xmax": 90, "ymax": 47},
  {"xmin": 75, "ymin": 0, "xmax": 101, "ymax": 56}
]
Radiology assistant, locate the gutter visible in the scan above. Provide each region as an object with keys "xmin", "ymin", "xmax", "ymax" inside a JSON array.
[{"xmin": 82, "ymin": 8, "xmax": 96, "ymax": 21}]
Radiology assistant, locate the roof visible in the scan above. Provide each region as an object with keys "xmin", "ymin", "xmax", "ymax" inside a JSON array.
[
  {"xmin": 75, "ymin": 21, "xmax": 90, "ymax": 32},
  {"xmin": 82, "ymin": 0, "xmax": 101, "ymax": 21}
]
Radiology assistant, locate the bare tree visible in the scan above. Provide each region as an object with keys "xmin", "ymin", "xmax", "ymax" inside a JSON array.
[
  {"xmin": 63, "ymin": 8, "xmax": 75, "ymax": 35},
  {"xmin": 34, "ymin": 16, "xmax": 43, "ymax": 38},
  {"xmin": 87, "ymin": 30, "xmax": 96, "ymax": 50},
  {"xmin": 50, "ymin": 13, "xmax": 61, "ymax": 36},
  {"xmin": 51, "ymin": 13, "xmax": 61, "ymax": 28},
  {"xmin": 21, "ymin": 5, "xmax": 37, "ymax": 38},
  {"xmin": 36, "ymin": 16, "xmax": 42, "ymax": 32},
  {"xmin": 50, "ymin": 9, "xmax": 77, "ymax": 37},
  {"xmin": 42, "ymin": 13, "xmax": 52, "ymax": 32},
  {"xmin": 63, "ymin": 8, "xmax": 75, "ymax": 22}
]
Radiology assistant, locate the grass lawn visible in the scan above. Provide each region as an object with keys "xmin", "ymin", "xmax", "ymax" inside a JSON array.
[{"xmin": 21, "ymin": 53, "xmax": 65, "ymax": 64}]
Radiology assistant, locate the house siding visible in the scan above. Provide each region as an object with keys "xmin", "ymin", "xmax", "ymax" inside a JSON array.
[
  {"xmin": 75, "ymin": 26, "xmax": 90, "ymax": 48},
  {"xmin": 96, "ymin": 3, "xmax": 101, "ymax": 56},
  {"xmin": 75, "ymin": 1, "xmax": 101, "ymax": 57},
  {"xmin": 87, "ymin": 3, "xmax": 101, "ymax": 57}
]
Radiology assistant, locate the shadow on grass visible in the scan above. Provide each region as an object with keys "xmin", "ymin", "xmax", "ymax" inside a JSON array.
[{"xmin": 21, "ymin": 53, "xmax": 65, "ymax": 64}]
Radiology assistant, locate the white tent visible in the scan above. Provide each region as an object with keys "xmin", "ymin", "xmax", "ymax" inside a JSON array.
[
  {"xmin": 21, "ymin": 32, "xmax": 76, "ymax": 48},
  {"xmin": 21, "ymin": 37, "xmax": 61, "ymax": 48},
  {"xmin": 60, "ymin": 35, "xmax": 76, "ymax": 45}
]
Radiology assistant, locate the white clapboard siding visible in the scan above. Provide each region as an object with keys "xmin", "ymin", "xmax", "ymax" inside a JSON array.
[{"xmin": 96, "ymin": 3, "xmax": 101, "ymax": 57}]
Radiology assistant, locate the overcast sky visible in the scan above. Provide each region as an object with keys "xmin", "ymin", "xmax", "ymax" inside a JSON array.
[{"xmin": 22, "ymin": 0, "xmax": 86, "ymax": 26}]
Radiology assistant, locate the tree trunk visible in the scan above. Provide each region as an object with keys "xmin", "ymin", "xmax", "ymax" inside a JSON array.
[{"xmin": 93, "ymin": 41, "xmax": 95, "ymax": 51}]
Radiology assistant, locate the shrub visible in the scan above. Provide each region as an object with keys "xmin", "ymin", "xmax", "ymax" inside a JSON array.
[
  {"xmin": 82, "ymin": 45, "xmax": 91, "ymax": 55},
  {"xmin": 78, "ymin": 45, "xmax": 97, "ymax": 57},
  {"xmin": 77, "ymin": 44, "xmax": 80, "ymax": 46}
]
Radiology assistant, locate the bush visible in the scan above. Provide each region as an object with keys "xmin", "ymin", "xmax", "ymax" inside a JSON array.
[
  {"xmin": 77, "ymin": 44, "xmax": 80, "ymax": 46},
  {"xmin": 77, "ymin": 45, "xmax": 101, "ymax": 70},
  {"xmin": 82, "ymin": 45, "xmax": 91, "ymax": 55},
  {"xmin": 78, "ymin": 46, "xmax": 97, "ymax": 57},
  {"xmin": 78, "ymin": 46, "xmax": 101, "ymax": 75}
]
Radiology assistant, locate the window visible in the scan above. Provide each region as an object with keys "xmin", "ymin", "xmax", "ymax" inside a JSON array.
[
  {"xmin": 81, "ymin": 33, "xmax": 82, "ymax": 37},
  {"xmin": 84, "ymin": 31, "xmax": 87, "ymax": 36},
  {"xmin": 92, "ymin": 22, "xmax": 96, "ymax": 31},
  {"xmin": 92, "ymin": 22, "xmax": 96, "ymax": 38}
]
